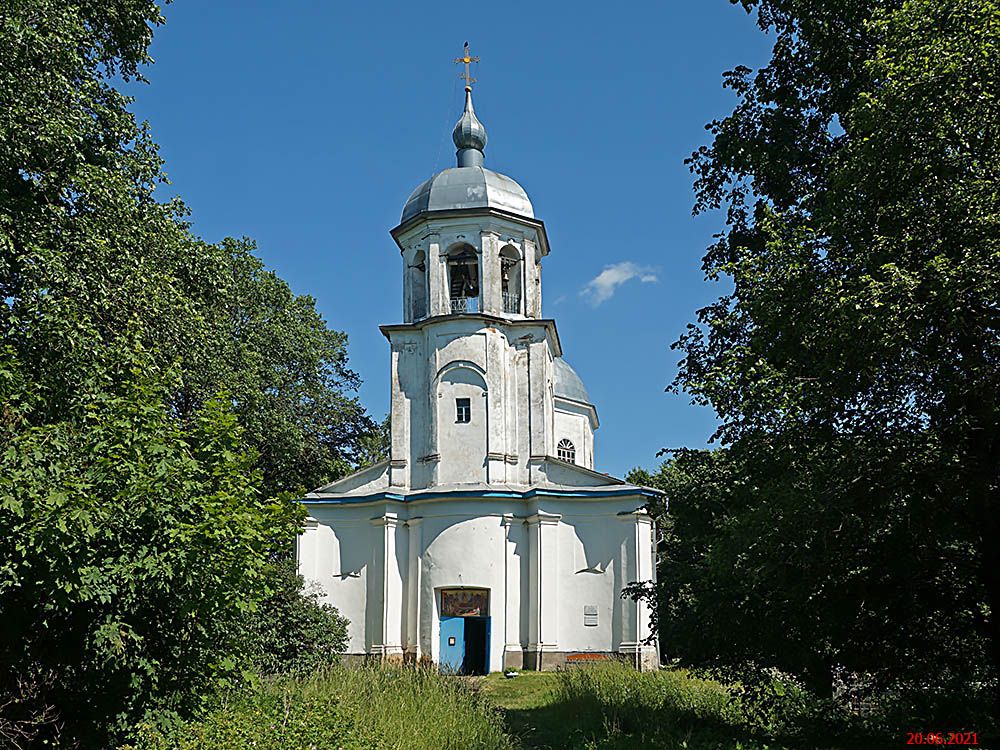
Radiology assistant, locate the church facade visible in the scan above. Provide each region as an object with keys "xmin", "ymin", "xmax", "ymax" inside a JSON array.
[{"xmin": 297, "ymin": 82, "xmax": 660, "ymax": 674}]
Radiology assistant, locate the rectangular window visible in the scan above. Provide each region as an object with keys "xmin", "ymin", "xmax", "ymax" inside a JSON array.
[
  {"xmin": 456, "ymin": 398, "xmax": 471, "ymax": 423},
  {"xmin": 584, "ymin": 605, "xmax": 599, "ymax": 627}
]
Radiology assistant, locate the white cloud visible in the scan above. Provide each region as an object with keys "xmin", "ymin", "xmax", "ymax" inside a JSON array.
[{"xmin": 579, "ymin": 262, "xmax": 659, "ymax": 305}]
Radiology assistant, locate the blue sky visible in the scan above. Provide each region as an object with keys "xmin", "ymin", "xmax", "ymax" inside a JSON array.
[{"xmin": 127, "ymin": 1, "xmax": 772, "ymax": 478}]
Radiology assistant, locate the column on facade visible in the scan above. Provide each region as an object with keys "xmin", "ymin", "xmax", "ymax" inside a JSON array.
[
  {"xmin": 512, "ymin": 339, "xmax": 531, "ymax": 485},
  {"xmin": 297, "ymin": 517, "xmax": 320, "ymax": 581},
  {"xmin": 480, "ymin": 230, "xmax": 501, "ymax": 315},
  {"xmin": 370, "ymin": 512, "xmax": 405, "ymax": 660},
  {"xmin": 425, "ymin": 234, "xmax": 446, "ymax": 317},
  {"xmin": 617, "ymin": 509, "xmax": 657, "ymax": 669},
  {"xmin": 403, "ymin": 517, "xmax": 423, "ymax": 662},
  {"xmin": 501, "ymin": 514, "xmax": 523, "ymax": 669},
  {"xmin": 526, "ymin": 511, "xmax": 561, "ymax": 669},
  {"xmin": 522, "ymin": 237, "xmax": 540, "ymax": 318},
  {"xmin": 525, "ymin": 338, "xmax": 548, "ymax": 481},
  {"xmin": 389, "ymin": 343, "xmax": 408, "ymax": 487},
  {"xmin": 402, "ymin": 246, "xmax": 414, "ymax": 324},
  {"xmin": 485, "ymin": 328, "xmax": 508, "ymax": 483}
]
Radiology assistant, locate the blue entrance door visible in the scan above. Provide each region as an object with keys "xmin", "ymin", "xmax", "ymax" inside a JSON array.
[{"xmin": 439, "ymin": 616, "xmax": 464, "ymax": 673}]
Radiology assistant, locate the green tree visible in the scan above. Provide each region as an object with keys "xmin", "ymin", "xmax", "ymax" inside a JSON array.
[
  {"xmin": 0, "ymin": 347, "xmax": 303, "ymax": 746},
  {"xmin": 662, "ymin": 0, "xmax": 1000, "ymax": 723},
  {"xmin": 0, "ymin": 1, "xmax": 366, "ymax": 744},
  {"xmin": 354, "ymin": 413, "xmax": 391, "ymax": 470},
  {"xmin": 173, "ymin": 237, "xmax": 374, "ymax": 497}
]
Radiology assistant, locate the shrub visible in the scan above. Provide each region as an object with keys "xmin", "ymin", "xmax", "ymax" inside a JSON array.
[
  {"xmin": 243, "ymin": 557, "xmax": 349, "ymax": 676},
  {"xmin": 0, "ymin": 359, "xmax": 303, "ymax": 747}
]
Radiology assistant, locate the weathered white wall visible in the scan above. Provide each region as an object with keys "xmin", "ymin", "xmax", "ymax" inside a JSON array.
[
  {"xmin": 553, "ymin": 407, "xmax": 593, "ymax": 469},
  {"xmin": 386, "ymin": 318, "xmax": 562, "ymax": 489},
  {"xmin": 418, "ymin": 513, "xmax": 509, "ymax": 672},
  {"xmin": 298, "ymin": 504, "xmax": 378, "ymax": 654},
  {"xmin": 297, "ymin": 495, "xmax": 657, "ymax": 670}
]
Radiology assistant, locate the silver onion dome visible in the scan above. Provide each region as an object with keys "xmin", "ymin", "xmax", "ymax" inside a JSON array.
[
  {"xmin": 452, "ymin": 87, "xmax": 488, "ymax": 167},
  {"xmin": 399, "ymin": 85, "xmax": 534, "ymax": 225}
]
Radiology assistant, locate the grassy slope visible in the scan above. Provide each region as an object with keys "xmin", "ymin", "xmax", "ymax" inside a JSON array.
[
  {"xmin": 480, "ymin": 666, "xmax": 847, "ymax": 750},
  {"xmin": 125, "ymin": 666, "xmax": 515, "ymax": 750},
  {"xmin": 126, "ymin": 664, "xmax": 890, "ymax": 749}
]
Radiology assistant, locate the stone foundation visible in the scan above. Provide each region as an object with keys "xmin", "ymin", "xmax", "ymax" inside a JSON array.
[
  {"xmin": 519, "ymin": 649, "xmax": 659, "ymax": 672},
  {"xmin": 502, "ymin": 646, "xmax": 523, "ymax": 671},
  {"xmin": 348, "ymin": 645, "xmax": 659, "ymax": 672},
  {"xmin": 617, "ymin": 643, "xmax": 660, "ymax": 671},
  {"xmin": 340, "ymin": 653, "xmax": 369, "ymax": 668}
]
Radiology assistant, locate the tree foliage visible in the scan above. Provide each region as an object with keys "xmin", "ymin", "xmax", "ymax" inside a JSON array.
[
  {"xmin": 172, "ymin": 237, "xmax": 373, "ymax": 497},
  {"xmin": 243, "ymin": 557, "xmax": 349, "ymax": 677},
  {"xmin": 655, "ymin": 0, "xmax": 1000, "ymax": 725},
  {"xmin": 0, "ymin": 349, "xmax": 302, "ymax": 745},
  {"xmin": 0, "ymin": 1, "xmax": 369, "ymax": 744}
]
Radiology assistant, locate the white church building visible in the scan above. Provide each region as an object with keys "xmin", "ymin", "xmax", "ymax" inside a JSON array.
[{"xmin": 297, "ymin": 78, "xmax": 660, "ymax": 674}]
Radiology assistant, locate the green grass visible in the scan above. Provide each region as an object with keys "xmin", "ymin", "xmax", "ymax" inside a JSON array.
[
  {"xmin": 481, "ymin": 664, "xmax": 851, "ymax": 750},
  {"xmin": 482, "ymin": 667, "xmax": 772, "ymax": 749},
  {"xmin": 125, "ymin": 662, "xmax": 887, "ymax": 750},
  {"xmin": 125, "ymin": 665, "xmax": 515, "ymax": 750}
]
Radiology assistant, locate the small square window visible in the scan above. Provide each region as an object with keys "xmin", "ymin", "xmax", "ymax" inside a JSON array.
[{"xmin": 456, "ymin": 398, "xmax": 471, "ymax": 423}]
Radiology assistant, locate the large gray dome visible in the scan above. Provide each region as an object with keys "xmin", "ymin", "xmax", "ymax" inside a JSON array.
[
  {"xmin": 400, "ymin": 166, "xmax": 534, "ymax": 224},
  {"xmin": 553, "ymin": 357, "xmax": 592, "ymax": 404}
]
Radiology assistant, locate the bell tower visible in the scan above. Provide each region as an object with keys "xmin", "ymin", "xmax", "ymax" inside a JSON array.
[
  {"xmin": 400, "ymin": 85, "xmax": 544, "ymax": 324},
  {"xmin": 381, "ymin": 54, "xmax": 598, "ymax": 491}
]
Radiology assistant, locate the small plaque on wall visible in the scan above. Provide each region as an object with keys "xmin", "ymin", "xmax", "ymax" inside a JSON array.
[
  {"xmin": 584, "ymin": 605, "xmax": 598, "ymax": 627},
  {"xmin": 441, "ymin": 588, "xmax": 489, "ymax": 617}
]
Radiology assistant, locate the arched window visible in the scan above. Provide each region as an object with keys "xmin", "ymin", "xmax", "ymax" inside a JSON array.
[
  {"xmin": 557, "ymin": 439, "xmax": 576, "ymax": 464},
  {"xmin": 447, "ymin": 245, "xmax": 480, "ymax": 313},
  {"xmin": 409, "ymin": 250, "xmax": 427, "ymax": 320},
  {"xmin": 500, "ymin": 245, "xmax": 521, "ymax": 315}
]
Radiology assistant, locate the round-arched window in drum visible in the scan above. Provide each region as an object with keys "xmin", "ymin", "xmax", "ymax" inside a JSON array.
[{"xmin": 557, "ymin": 439, "xmax": 576, "ymax": 464}]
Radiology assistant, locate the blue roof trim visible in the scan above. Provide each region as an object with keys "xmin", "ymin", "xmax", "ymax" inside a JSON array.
[{"xmin": 301, "ymin": 486, "xmax": 659, "ymax": 506}]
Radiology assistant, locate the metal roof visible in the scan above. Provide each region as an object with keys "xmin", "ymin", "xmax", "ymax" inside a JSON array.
[
  {"xmin": 400, "ymin": 166, "xmax": 534, "ymax": 223},
  {"xmin": 553, "ymin": 357, "xmax": 592, "ymax": 404}
]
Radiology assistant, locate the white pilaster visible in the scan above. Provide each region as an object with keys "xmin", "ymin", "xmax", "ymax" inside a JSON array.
[
  {"xmin": 404, "ymin": 517, "xmax": 423, "ymax": 661},
  {"xmin": 480, "ymin": 230, "xmax": 501, "ymax": 315},
  {"xmin": 523, "ymin": 237, "xmax": 540, "ymax": 318},
  {"xmin": 502, "ymin": 514, "xmax": 523, "ymax": 669},
  {"xmin": 297, "ymin": 516, "xmax": 320, "ymax": 581},
  {"xmin": 617, "ymin": 509, "xmax": 657, "ymax": 669},
  {"xmin": 427, "ymin": 234, "xmax": 447, "ymax": 317},
  {"xmin": 389, "ymin": 342, "xmax": 409, "ymax": 487},
  {"xmin": 371, "ymin": 512, "xmax": 404, "ymax": 660},
  {"xmin": 526, "ymin": 511, "xmax": 561, "ymax": 668}
]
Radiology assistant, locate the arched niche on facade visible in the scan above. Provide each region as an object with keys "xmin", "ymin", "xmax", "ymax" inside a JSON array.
[
  {"xmin": 436, "ymin": 362, "xmax": 488, "ymax": 484},
  {"xmin": 499, "ymin": 244, "xmax": 522, "ymax": 315},
  {"xmin": 408, "ymin": 249, "xmax": 427, "ymax": 321},
  {"xmin": 446, "ymin": 243, "xmax": 480, "ymax": 314}
]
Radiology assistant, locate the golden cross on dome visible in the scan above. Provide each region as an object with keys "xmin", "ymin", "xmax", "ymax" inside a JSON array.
[{"xmin": 453, "ymin": 41, "xmax": 480, "ymax": 90}]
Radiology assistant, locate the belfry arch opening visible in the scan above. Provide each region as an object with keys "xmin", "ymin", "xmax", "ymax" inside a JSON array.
[
  {"xmin": 500, "ymin": 245, "xmax": 522, "ymax": 315},
  {"xmin": 447, "ymin": 244, "xmax": 480, "ymax": 313},
  {"xmin": 409, "ymin": 250, "xmax": 427, "ymax": 320}
]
